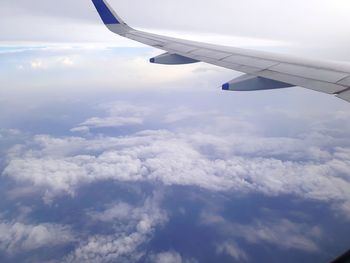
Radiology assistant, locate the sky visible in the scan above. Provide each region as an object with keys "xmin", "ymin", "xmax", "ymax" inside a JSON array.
[{"xmin": 0, "ymin": 0, "xmax": 350, "ymax": 263}]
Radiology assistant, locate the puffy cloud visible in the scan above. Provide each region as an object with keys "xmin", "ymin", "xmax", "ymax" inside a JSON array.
[
  {"xmin": 2, "ymin": 101, "xmax": 350, "ymax": 219},
  {"xmin": 65, "ymin": 233, "xmax": 146, "ymax": 263},
  {"xmin": 0, "ymin": 220, "xmax": 74, "ymax": 253},
  {"xmin": 202, "ymin": 213, "xmax": 321, "ymax": 252},
  {"xmin": 65, "ymin": 194, "xmax": 167, "ymax": 263},
  {"xmin": 88, "ymin": 194, "xmax": 167, "ymax": 231},
  {"xmin": 3, "ymin": 125, "xmax": 350, "ymax": 217}
]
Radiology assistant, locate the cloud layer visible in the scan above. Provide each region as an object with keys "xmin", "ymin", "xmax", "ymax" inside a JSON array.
[
  {"xmin": 202, "ymin": 212, "xmax": 321, "ymax": 252},
  {"xmin": 0, "ymin": 220, "xmax": 74, "ymax": 253},
  {"xmin": 3, "ymin": 102, "xmax": 350, "ymax": 220},
  {"xmin": 73, "ymin": 102, "xmax": 153, "ymax": 131},
  {"xmin": 1, "ymin": 97, "xmax": 350, "ymax": 262},
  {"xmin": 65, "ymin": 194, "xmax": 167, "ymax": 263}
]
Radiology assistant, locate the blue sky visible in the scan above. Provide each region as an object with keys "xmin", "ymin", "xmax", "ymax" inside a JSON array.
[{"xmin": 1, "ymin": 1, "xmax": 350, "ymax": 262}]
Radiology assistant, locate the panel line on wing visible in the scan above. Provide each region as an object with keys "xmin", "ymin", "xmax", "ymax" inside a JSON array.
[{"xmin": 335, "ymin": 87, "xmax": 350, "ymax": 94}]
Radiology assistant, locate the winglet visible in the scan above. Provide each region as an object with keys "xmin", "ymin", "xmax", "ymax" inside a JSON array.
[
  {"xmin": 91, "ymin": 0, "xmax": 132, "ymax": 35},
  {"xmin": 91, "ymin": 0, "xmax": 126, "ymax": 25}
]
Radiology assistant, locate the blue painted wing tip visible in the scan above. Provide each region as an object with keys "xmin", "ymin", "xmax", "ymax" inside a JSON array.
[
  {"xmin": 150, "ymin": 58, "xmax": 155, "ymax": 63},
  {"xmin": 92, "ymin": 0, "xmax": 120, "ymax": 25},
  {"xmin": 222, "ymin": 83, "xmax": 230, "ymax": 90}
]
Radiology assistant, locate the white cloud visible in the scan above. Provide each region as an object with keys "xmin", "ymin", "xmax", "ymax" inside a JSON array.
[
  {"xmin": 31, "ymin": 60, "xmax": 45, "ymax": 69},
  {"xmin": 73, "ymin": 101, "xmax": 153, "ymax": 130},
  {"xmin": 80, "ymin": 116, "xmax": 143, "ymax": 128},
  {"xmin": 65, "ymin": 194, "xmax": 167, "ymax": 263},
  {"xmin": 60, "ymin": 57, "xmax": 74, "ymax": 66},
  {"xmin": 28, "ymin": 55, "xmax": 78, "ymax": 71},
  {"xmin": 70, "ymin": 126, "xmax": 90, "ymax": 134},
  {"xmin": 150, "ymin": 251, "xmax": 182, "ymax": 263},
  {"xmin": 202, "ymin": 213, "xmax": 321, "ymax": 252},
  {"xmin": 1, "ymin": 46, "xmax": 211, "ymax": 92},
  {"xmin": 100, "ymin": 101, "xmax": 153, "ymax": 117},
  {"xmin": 88, "ymin": 193, "xmax": 166, "ymax": 229},
  {"xmin": 0, "ymin": 220, "xmax": 74, "ymax": 253},
  {"xmin": 238, "ymin": 220, "xmax": 321, "ymax": 252},
  {"xmin": 65, "ymin": 233, "xmax": 146, "ymax": 263},
  {"xmin": 3, "ymin": 102, "xmax": 350, "ymax": 219},
  {"xmin": 88, "ymin": 202, "xmax": 135, "ymax": 222},
  {"xmin": 216, "ymin": 241, "xmax": 248, "ymax": 261},
  {"xmin": 163, "ymin": 106, "xmax": 216, "ymax": 124},
  {"xmin": 0, "ymin": 128, "xmax": 21, "ymax": 139},
  {"xmin": 3, "ymin": 125, "xmax": 350, "ymax": 217},
  {"xmin": 149, "ymin": 251, "xmax": 197, "ymax": 263}
]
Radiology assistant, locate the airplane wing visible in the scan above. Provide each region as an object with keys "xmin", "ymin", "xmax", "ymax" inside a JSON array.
[
  {"xmin": 92, "ymin": 0, "xmax": 350, "ymax": 103},
  {"xmin": 330, "ymin": 248, "xmax": 350, "ymax": 263}
]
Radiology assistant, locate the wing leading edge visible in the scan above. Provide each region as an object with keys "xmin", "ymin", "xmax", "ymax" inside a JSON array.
[{"xmin": 92, "ymin": 0, "xmax": 350, "ymax": 103}]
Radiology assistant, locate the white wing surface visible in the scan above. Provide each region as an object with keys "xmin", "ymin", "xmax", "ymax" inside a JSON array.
[{"xmin": 92, "ymin": 0, "xmax": 350, "ymax": 103}]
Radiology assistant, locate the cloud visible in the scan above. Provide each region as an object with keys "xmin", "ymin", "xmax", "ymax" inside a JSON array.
[
  {"xmin": 89, "ymin": 202, "xmax": 134, "ymax": 222},
  {"xmin": 216, "ymin": 241, "xmax": 248, "ymax": 261},
  {"xmin": 0, "ymin": 220, "xmax": 74, "ymax": 253},
  {"xmin": 99, "ymin": 101, "xmax": 153, "ymax": 117},
  {"xmin": 70, "ymin": 126, "xmax": 90, "ymax": 134},
  {"xmin": 162, "ymin": 106, "xmax": 216, "ymax": 124},
  {"xmin": 0, "ymin": 46, "xmax": 207, "ymax": 91},
  {"xmin": 65, "ymin": 194, "xmax": 167, "ymax": 263},
  {"xmin": 0, "ymin": 128, "xmax": 21, "ymax": 138},
  {"xmin": 2, "ymin": 101, "xmax": 350, "ymax": 219},
  {"xmin": 1, "ymin": 46, "xmax": 216, "ymax": 92},
  {"xmin": 0, "ymin": 128, "xmax": 24, "ymax": 160},
  {"xmin": 31, "ymin": 60, "xmax": 45, "ymax": 69},
  {"xmin": 28, "ymin": 56, "xmax": 77, "ymax": 70},
  {"xmin": 148, "ymin": 251, "xmax": 197, "ymax": 263},
  {"xmin": 3, "ymin": 123, "xmax": 350, "ymax": 217},
  {"xmin": 65, "ymin": 233, "xmax": 146, "ymax": 263},
  {"xmin": 202, "ymin": 213, "xmax": 321, "ymax": 252},
  {"xmin": 79, "ymin": 116, "xmax": 143, "ymax": 129},
  {"xmin": 150, "ymin": 251, "xmax": 183, "ymax": 263},
  {"xmin": 60, "ymin": 57, "xmax": 74, "ymax": 66},
  {"xmin": 237, "ymin": 220, "xmax": 321, "ymax": 252},
  {"xmin": 73, "ymin": 101, "xmax": 153, "ymax": 130}
]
